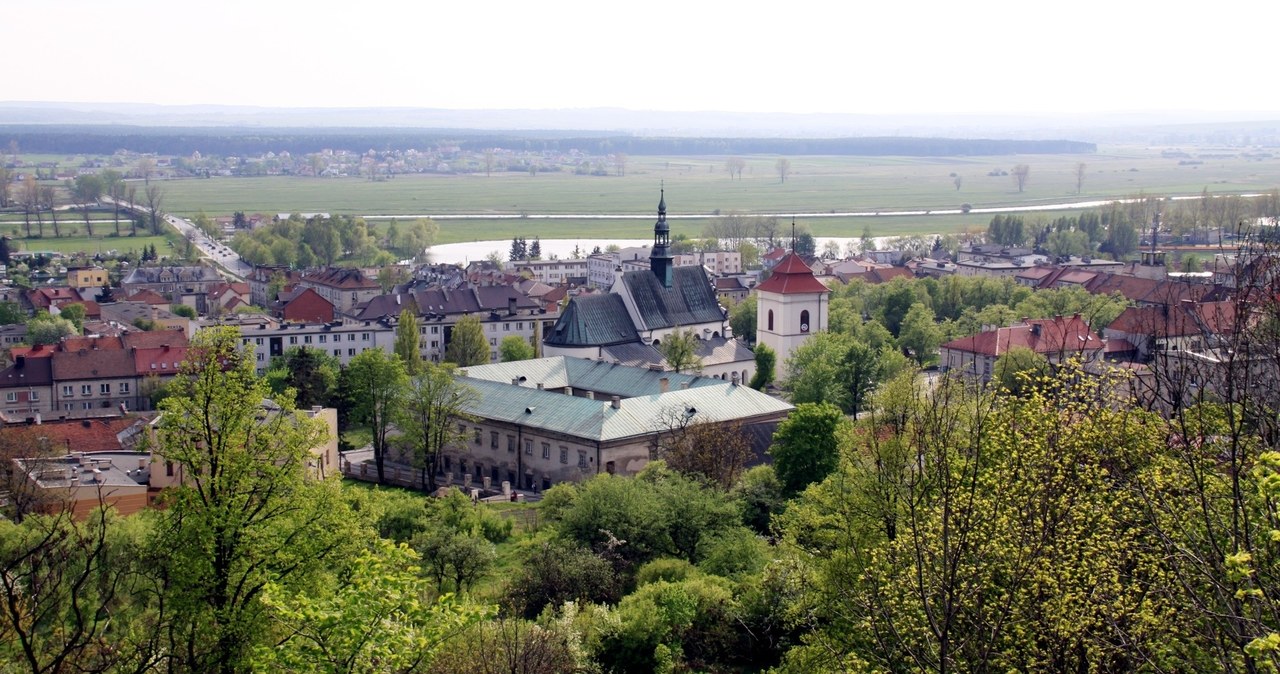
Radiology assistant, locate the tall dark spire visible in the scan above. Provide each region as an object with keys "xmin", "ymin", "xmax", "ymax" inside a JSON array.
[{"xmin": 650, "ymin": 187, "xmax": 674, "ymax": 288}]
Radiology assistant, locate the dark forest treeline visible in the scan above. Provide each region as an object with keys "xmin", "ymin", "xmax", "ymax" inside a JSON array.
[{"xmin": 0, "ymin": 125, "xmax": 1096, "ymax": 157}]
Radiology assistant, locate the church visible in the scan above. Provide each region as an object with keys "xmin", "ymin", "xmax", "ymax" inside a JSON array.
[
  {"xmin": 543, "ymin": 192, "xmax": 756, "ymax": 382},
  {"xmin": 754, "ymin": 246, "xmax": 830, "ymax": 370}
]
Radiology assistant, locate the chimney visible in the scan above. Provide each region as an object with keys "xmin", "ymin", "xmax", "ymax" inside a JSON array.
[
  {"xmin": 586, "ymin": 391, "xmax": 594, "ymax": 400},
  {"xmin": 508, "ymin": 297, "xmax": 517, "ymax": 314},
  {"xmin": 610, "ymin": 396, "xmax": 621, "ymax": 409},
  {"xmin": 659, "ymin": 377, "xmax": 669, "ymax": 393},
  {"xmin": 564, "ymin": 386, "xmax": 573, "ymax": 396},
  {"xmin": 536, "ymin": 383, "xmax": 544, "ymax": 390},
  {"xmin": 680, "ymin": 381, "xmax": 690, "ymax": 390},
  {"xmin": 511, "ymin": 377, "xmax": 520, "ymax": 386},
  {"xmin": 138, "ymin": 457, "xmax": 147, "ymax": 470}
]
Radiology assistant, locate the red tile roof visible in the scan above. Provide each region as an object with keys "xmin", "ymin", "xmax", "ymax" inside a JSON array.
[
  {"xmin": 0, "ymin": 416, "xmax": 145, "ymax": 453},
  {"xmin": 755, "ymin": 253, "xmax": 830, "ymax": 295},
  {"xmin": 1106, "ymin": 301, "xmax": 1238, "ymax": 339},
  {"xmin": 125, "ymin": 289, "xmax": 169, "ymax": 306},
  {"xmin": 942, "ymin": 314, "xmax": 1102, "ymax": 358}
]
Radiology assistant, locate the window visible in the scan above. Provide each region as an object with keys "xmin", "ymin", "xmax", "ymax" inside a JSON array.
[
  {"xmin": 29, "ymin": 391, "xmax": 38, "ymax": 401},
  {"xmin": 318, "ymin": 334, "xmax": 327, "ymax": 343},
  {"xmin": 431, "ymin": 326, "xmax": 439, "ymax": 334},
  {"xmin": 256, "ymin": 352, "xmax": 265, "ymax": 362},
  {"xmin": 578, "ymin": 451, "xmax": 588, "ymax": 469},
  {"xmin": 524, "ymin": 439, "xmax": 533, "ymax": 456},
  {"xmin": 82, "ymin": 402, "xmax": 93, "ymax": 410},
  {"xmin": 347, "ymin": 333, "xmax": 355, "ymax": 341},
  {"xmin": 166, "ymin": 461, "xmax": 174, "ymax": 477},
  {"xmin": 767, "ymin": 309, "xmax": 774, "ymax": 331},
  {"xmin": 348, "ymin": 348, "xmax": 356, "ymax": 356},
  {"xmin": 255, "ymin": 337, "xmax": 263, "ymax": 345},
  {"xmin": 62, "ymin": 385, "xmax": 73, "ymax": 397},
  {"xmin": 100, "ymin": 383, "xmax": 111, "ymax": 394},
  {"xmin": 474, "ymin": 428, "xmax": 482, "ymax": 445},
  {"xmin": 430, "ymin": 340, "xmax": 438, "ymax": 348},
  {"xmin": 507, "ymin": 435, "xmax": 516, "ymax": 452},
  {"xmin": 458, "ymin": 423, "xmax": 467, "ymax": 434},
  {"xmin": 559, "ymin": 446, "xmax": 568, "ymax": 464},
  {"xmin": 504, "ymin": 323, "xmax": 510, "ymax": 331},
  {"xmin": 119, "ymin": 383, "xmax": 130, "ymax": 394},
  {"xmin": 541, "ymin": 443, "xmax": 550, "ymax": 460},
  {"xmin": 333, "ymin": 350, "xmax": 341, "ymax": 357},
  {"xmin": 800, "ymin": 309, "xmax": 810, "ymax": 333},
  {"xmin": 5, "ymin": 392, "xmax": 14, "ymax": 403},
  {"xmin": 489, "ymin": 338, "xmax": 496, "ymax": 347},
  {"xmin": 289, "ymin": 336, "xmax": 298, "ymax": 345},
  {"xmin": 361, "ymin": 332, "xmax": 370, "ymax": 341},
  {"xmin": 303, "ymin": 335, "xmax": 312, "ymax": 344},
  {"xmin": 517, "ymin": 322, "xmax": 524, "ymax": 330},
  {"xmin": 81, "ymin": 385, "xmax": 92, "ymax": 396},
  {"xmin": 490, "ymin": 432, "xmax": 499, "ymax": 449}
]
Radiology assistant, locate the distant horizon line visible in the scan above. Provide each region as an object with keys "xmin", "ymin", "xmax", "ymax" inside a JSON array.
[{"xmin": 3, "ymin": 101, "xmax": 1279, "ymax": 120}]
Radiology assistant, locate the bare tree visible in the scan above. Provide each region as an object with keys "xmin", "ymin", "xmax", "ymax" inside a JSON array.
[
  {"xmin": 1075, "ymin": 162, "xmax": 1087, "ymax": 194},
  {"xmin": 613, "ymin": 152, "xmax": 627, "ymax": 177},
  {"xmin": 483, "ymin": 149, "xmax": 495, "ymax": 177},
  {"xmin": 726, "ymin": 156, "xmax": 746, "ymax": 180},
  {"xmin": 776, "ymin": 157, "xmax": 792, "ymax": 184},
  {"xmin": 659, "ymin": 416, "xmax": 753, "ymax": 489},
  {"xmin": 124, "ymin": 184, "xmax": 138, "ymax": 236},
  {"xmin": 39, "ymin": 186, "xmax": 58, "ymax": 238},
  {"xmin": 953, "ymin": 175, "xmax": 963, "ymax": 191},
  {"xmin": 143, "ymin": 183, "xmax": 164, "ymax": 235},
  {"xmin": 21, "ymin": 174, "xmax": 39, "ymax": 238},
  {"xmin": 1012, "ymin": 164, "xmax": 1030, "ymax": 193}
]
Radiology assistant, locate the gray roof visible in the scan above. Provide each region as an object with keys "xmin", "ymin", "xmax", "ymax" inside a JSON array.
[
  {"xmin": 460, "ymin": 356, "xmax": 718, "ymax": 399},
  {"xmin": 620, "ymin": 266, "xmax": 724, "ymax": 331},
  {"xmin": 545, "ymin": 293, "xmax": 637, "ymax": 347},
  {"xmin": 458, "ymin": 375, "xmax": 792, "ymax": 443},
  {"xmin": 596, "ymin": 337, "xmax": 754, "ymax": 370}
]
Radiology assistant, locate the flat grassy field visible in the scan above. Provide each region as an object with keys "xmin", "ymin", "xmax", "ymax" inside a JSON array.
[
  {"xmin": 139, "ymin": 146, "xmax": 1280, "ymax": 242},
  {"xmin": 5, "ymin": 234, "xmax": 174, "ymax": 256}
]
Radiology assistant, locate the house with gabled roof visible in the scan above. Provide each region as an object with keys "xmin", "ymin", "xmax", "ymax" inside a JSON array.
[{"xmin": 940, "ymin": 314, "xmax": 1105, "ymax": 382}]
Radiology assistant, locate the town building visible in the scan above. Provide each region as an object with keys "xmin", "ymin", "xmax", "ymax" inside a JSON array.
[
  {"xmin": 384, "ymin": 356, "xmax": 793, "ymax": 492},
  {"xmin": 939, "ymin": 314, "xmax": 1104, "ymax": 382},
  {"xmin": 297, "ymin": 267, "xmax": 381, "ymax": 313},
  {"xmin": 237, "ymin": 319, "xmax": 396, "ymax": 373},
  {"xmin": 66, "ymin": 266, "xmax": 108, "ymax": 289},
  {"xmin": 120, "ymin": 264, "xmax": 225, "ymax": 298},
  {"xmin": 511, "ymin": 259, "xmax": 591, "ymax": 285},
  {"xmin": 755, "ymin": 251, "xmax": 830, "ymax": 369},
  {"xmin": 544, "ymin": 194, "xmax": 752, "ymax": 381}
]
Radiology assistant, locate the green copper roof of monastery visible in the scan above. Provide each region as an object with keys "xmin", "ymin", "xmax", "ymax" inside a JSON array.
[
  {"xmin": 545, "ymin": 293, "xmax": 637, "ymax": 348},
  {"xmin": 456, "ymin": 375, "xmax": 793, "ymax": 443},
  {"xmin": 459, "ymin": 356, "xmax": 717, "ymax": 399},
  {"xmin": 620, "ymin": 266, "xmax": 725, "ymax": 331}
]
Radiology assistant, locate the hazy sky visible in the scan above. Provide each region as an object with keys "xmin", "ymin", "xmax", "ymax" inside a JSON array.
[{"xmin": 7, "ymin": 0, "xmax": 1276, "ymax": 115}]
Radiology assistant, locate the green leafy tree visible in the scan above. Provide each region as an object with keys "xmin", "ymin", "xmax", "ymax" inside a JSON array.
[
  {"xmin": 658, "ymin": 327, "xmax": 703, "ymax": 374},
  {"xmin": 769, "ymin": 402, "xmax": 847, "ymax": 497},
  {"xmin": 256, "ymin": 539, "xmax": 487, "ymax": 673},
  {"xmin": 268, "ymin": 346, "xmax": 340, "ymax": 409},
  {"xmin": 27, "ymin": 313, "xmax": 77, "ymax": 344},
  {"xmin": 56, "ymin": 303, "xmax": 86, "ymax": 330},
  {"xmin": 169, "ymin": 303, "xmax": 197, "ymax": 319},
  {"xmin": 346, "ymin": 348, "xmax": 408, "ymax": 483},
  {"xmin": 749, "ymin": 343, "xmax": 776, "ymax": 391},
  {"xmin": 729, "ymin": 295, "xmax": 757, "ymax": 345},
  {"xmin": 394, "ymin": 308, "xmax": 423, "ymax": 374},
  {"xmin": 396, "ymin": 362, "xmax": 478, "ymax": 492},
  {"xmin": 445, "ymin": 314, "xmax": 490, "ymax": 366},
  {"xmin": 0, "ymin": 301, "xmax": 23, "ymax": 326},
  {"xmin": 992, "ymin": 345, "xmax": 1049, "ymax": 396},
  {"xmin": 147, "ymin": 327, "xmax": 358, "ymax": 674},
  {"xmin": 499, "ymin": 335, "xmax": 535, "ymax": 362},
  {"xmin": 896, "ymin": 302, "xmax": 942, "ymax": 366}
]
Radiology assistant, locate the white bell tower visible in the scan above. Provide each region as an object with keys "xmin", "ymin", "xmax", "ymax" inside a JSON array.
[{"xmin": 755, "ymin": 252, "xmax": 829, "ymax": 369}]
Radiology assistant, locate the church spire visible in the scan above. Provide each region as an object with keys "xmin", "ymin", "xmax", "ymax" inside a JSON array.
[{"xmin": 650, "ymin": 186, "xmax": 674, "ymax": 288}]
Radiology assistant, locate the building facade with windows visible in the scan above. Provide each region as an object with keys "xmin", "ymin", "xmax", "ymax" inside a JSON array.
[{"xmin": 237, "ymin": 320, "xmax": 397, "ymax": 372}]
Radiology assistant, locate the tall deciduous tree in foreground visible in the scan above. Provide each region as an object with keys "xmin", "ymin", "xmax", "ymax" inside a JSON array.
[
  {"xmin": 395, "ymin": 307, "xmax": 423, "ymax": 374},
  {"xmin": 397, "ymin": 362, "xmax": 479, "ymax": 492},
  {"xmin": 346, "ymin": 348, "xmax": 407, "ymax": 483},
  {"xmin": 148, "ymin": 327, "xmax": 357, "ymax": 674},
  {"xmin": 446, "ymin": 314, "xmax": 490, "ymax": 367}
]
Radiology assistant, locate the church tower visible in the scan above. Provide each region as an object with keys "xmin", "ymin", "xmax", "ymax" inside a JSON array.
[
  {"xmin": 755, "ymin": 250, "xmax": 829, "ymax": 368},
  {"xmin": 650, "ymin": 189, "xmax": 674, "ymax": 288}
]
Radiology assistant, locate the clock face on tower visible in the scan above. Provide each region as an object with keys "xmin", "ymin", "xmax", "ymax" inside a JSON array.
[{"xmin": 800, "ymin": 323, "xmax": 809, "ymax": 333}]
